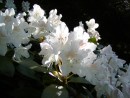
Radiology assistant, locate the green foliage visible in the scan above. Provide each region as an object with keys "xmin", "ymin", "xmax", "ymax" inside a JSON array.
[
  {"xmin": 16, "ymin": 58, "xmax": 47, "ymax": 80},
  {"xmin": 19, "ymin": 58, "xmax": 47, "ymax": 73},
  {"xmin": 16, "ymin": 62, "xmax": 38, "ymax": 80},
  {"xmin": 0, "ymin": 55, "xmax": 15, "ymax": 77},
  {"xmin": 88, "ymin": 37, "xmax": 97, "ymax": 44}
]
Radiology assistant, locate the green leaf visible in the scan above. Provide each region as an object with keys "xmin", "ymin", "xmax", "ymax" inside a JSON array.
[
  {"xmin": 0, "ymin": 55, "xmax": 15, "ymax": 77},
  {"xmin": 82, "ymin": 86, "xmax": 94, "ymax": 98},
  {"xmin": 5, "ymin": 49, "xmax": 14, "ymax": 59},
  {"xmin": 41, "ymin": 84, "xmax": 69, "ymax": 98},
  {"xmin": 19, "ymin": 58, "xmax": 47, "ymax": 73},
  {"xmin": 17, "ymin": 58, "xmax": 47, "ymax": 80},
  {"xmin": 88, "ymin": 37, "xmax": 97, "ymax": 44},
  {"xmin": 69, "ymin": 77, "xmax": 90, "ymax": 84},
  {"xmin": 16, "ymin": 63, "xmax": 38, "ymax": 80}
]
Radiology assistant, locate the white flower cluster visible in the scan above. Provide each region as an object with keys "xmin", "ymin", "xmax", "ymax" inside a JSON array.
[
  {"xmin": 0, "ymin": 8, "xmax": 31, "ymax": 61},
  {"xmin": 0, "ymin": 4, "xmax": 130, "ymax": 98}
]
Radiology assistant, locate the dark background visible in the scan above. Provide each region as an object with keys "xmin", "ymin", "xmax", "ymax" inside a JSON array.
[{"xmin": 15, "ymin": 0, "xmax": 130, "ymax": 62}]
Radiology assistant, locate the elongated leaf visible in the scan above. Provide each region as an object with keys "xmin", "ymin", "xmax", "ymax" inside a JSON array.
[
  {"xmin": 41, "ymin": 84, "xmax": 69, "ymax": 98},
  {"xmin": 19, "ymin": 58, "xmax": 47, "ymax": 73},
  {"xmin": 16, "ymin": 63, "xmax": 38, "ymax": 80},
  {"xmin": 0, "ymin": 55, "xmax": 15, "ymax": 77}
]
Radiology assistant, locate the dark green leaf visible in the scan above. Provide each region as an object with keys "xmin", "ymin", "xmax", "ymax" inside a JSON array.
[
  {"xmin": 41, "ymin": 84, "xmax": 69, "ymax": 98},
  {"xmin": 19, "ymin": 58, "xmax": 47, "ymax": 73},
  {"xmin": 82, "ymin": 86, "xmax": 94, "ymax": 98},
  {"xmin": 5, "ymin": 49, "xmax": 14, "ymax": 59},
  {"xmin": 16, "ymin": 63, "xmax": 38, "ymax": 80},
  {"xmin": 69, "ymin": 77, "xmax": 90, "ymax": 84},
  {"xmin": 0, "ymin": 55, "xmax": 15, "ymax": 77}
]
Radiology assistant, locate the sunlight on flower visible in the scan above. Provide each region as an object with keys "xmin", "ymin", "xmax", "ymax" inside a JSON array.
[
  {"xmin": 13, "ymin": 44, "xmax": 32, "ymax": 62},
  {"xmin": 47, "ymin": 9, "xmax": 62, "ymax": 29},
  {"xmin": 28, "ymin": 4, "xmax": 45, "ymax": 22}
]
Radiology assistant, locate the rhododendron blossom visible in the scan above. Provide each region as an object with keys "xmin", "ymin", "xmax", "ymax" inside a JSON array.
[
  {"xmin": 0, "ymin": 8, "xmax": 31, "ymax": 60},
  {"xmin": 86, "ymin": 18, "xmax": 100, "ymax": 40},
  {"xmin": 28, "ymin": 4, "xmax": 45, "ymax": 22},
  {"xmin": 0, "ymin": 3, "xmax": 130, "ymax": 98}
]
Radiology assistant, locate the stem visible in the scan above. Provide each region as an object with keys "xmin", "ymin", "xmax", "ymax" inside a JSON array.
[{"xmin": 54, "ymin": 64, "xmax": 63, "ymax": 82}]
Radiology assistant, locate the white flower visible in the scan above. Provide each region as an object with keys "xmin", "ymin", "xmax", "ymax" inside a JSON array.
[
  {"xmin": 85, "ymin": 45, "xmax": 126, "ymax": 86},
  {"xmin": 50, "ymin": 22, "xmax": 69, "ymax": 45},
  {"xmin": 69, "ymin": 25, "xmax": 88, "ymax": 41},
  {"xmin": 29, "ymin": 17, "xmax": 48, "ymax": 39},
  {"xmin": 111, "ymin": 88, "xmax": 124, "ymax": 98},
  {"xmin": 122, "ymin": 84, "xmax": 130, "ymax": 98},
  {"xmin": 0, "ymin": 8, "xmax": 15, "ymax": 35},
  {"xmin": 0, "ymin": 8, "xmax": 15, "ymax": 55},
  {"xmin": 39, "ymin": 42, "xmax": 54, "ymax": 66},
  {"xmin": 46, "ymin": 9, "xmax": 62, "ymax": 31},
  {"xmin": 0, "ymin": 8, "xmax": 31, "ymax": 57},
  {"xmin": 74, "ymin": 51, "xmax": 97, "ymax": 77},
  {"xmin": 95, "ymin": 81, "xmax": 111, "ymax": 98},
  {"xmin": 10, "ymin": 14, "xmax": 30, "ymax": 47},
  {"xmin": 28, "ymin": 6, "xmax": 63, "ymax": 39},
  {"xmin": 85, "ymin": 63, "xmax": 110, "ymax": 85},
  {"xmin": 0, "ymin": 8, "xmax": 15, "ymax": 25},
  {"xmin": 86, "ymin": 18, "xmax": 99, "ymax": 30},
  {"xmin": 28, "ymin": 4, "xmax": 45, "ymax": 22},
  {"xmin": 59, "ymin": 39, "xmax": 89, "ymax": 76},
  {"xmin": 101, "ymin": 45, "xmax": 125, "ymax": 69},
  {"xmin": 95, "ymin": 82, "xmax": 125, "ymax": 98},
  {"xmin": 119, "ymin": 64, "xmax": 130, "ymax": 84},
  {"xmin": 69, "ymin": 24, "xmax": 97, "ymax": 51},
  {"xmin": 100, "ymin": 45, "xmax": 115, "ymax": 58},
  {"xmin": 40, "ymin": 25, "xmax": 90, "ymax": 76},
  {"xmin": 13, "ymin": 44, "xmax": 32, "ymax": 62},
  {"xmin": 39, "ymin": 22, "xmax": 69, "ymax": 66},
  {"xmin": 39, "ymin": 21, "xmax": 98, "ymax": 76},
  {"xmin": 0, "ymin": 27, "xmax": 8, "ymax": 56},
  {"xmin": 86, "ymin": 18, "xmax": 100, "ymax": 40}
]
